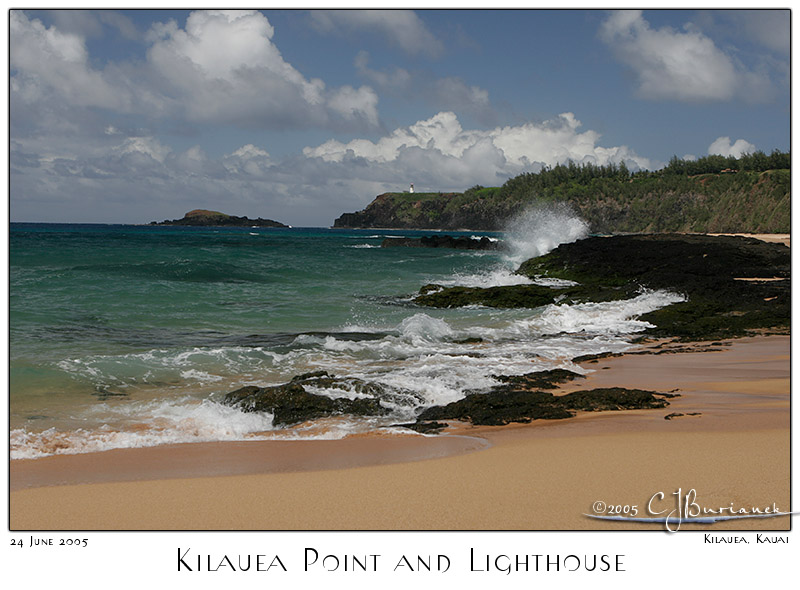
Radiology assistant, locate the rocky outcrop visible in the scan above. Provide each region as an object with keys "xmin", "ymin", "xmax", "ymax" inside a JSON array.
[
  {"xmin": 409, "ymin": 369, "xmax": 677, "ymax": 428},
  {"xmin": 413, "ymin": 234, "xmax": 790, "ymax": 340},
  {"xmin": 222, "ymin": 367, "xmax": 678, "ymax": 432},
  {"xmin": 151, "ymin": 209, "xmax": 288, "ymax": 228},
  {"xmin": 520, "ymin": 234, "xmax": 790, "ymax": 340},
  {"xmin": 222, "ymin": 370, "xmax": 418, "ymax": 426},
  {"xmin": 332, "ymin": 192, "xmax": 515, "ymax": 230},
  {"xmin": 414, "ymin": 282, "xmax": 630, "ymax": 309},
  {"xmin": 381, "ymin": 235, "xmax": 502, "ymax": 250}
]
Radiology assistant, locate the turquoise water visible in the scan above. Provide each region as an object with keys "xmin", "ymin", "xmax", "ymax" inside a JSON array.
[{"xmin": 9, "ymin": 220, "xmax": 683, "ymax": 458}]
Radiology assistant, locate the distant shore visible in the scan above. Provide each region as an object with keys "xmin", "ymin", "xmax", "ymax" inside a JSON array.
[{"xmin": 10, "ymin": 334, "xmax": 789, "ymax": 531}]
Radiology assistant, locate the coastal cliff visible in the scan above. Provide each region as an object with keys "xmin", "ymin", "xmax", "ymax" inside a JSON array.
[
  {"xmin": 151, "ymin": 209, "xmax": 288, "ymax": 228},
  {"xmin": 333, "ymin": 152, "xmax": 790, "ymax": 233}
]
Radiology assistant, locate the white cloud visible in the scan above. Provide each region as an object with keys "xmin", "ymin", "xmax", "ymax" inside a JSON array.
[
  {"xmin": 223, "ymin": 144, "xmax": 272, "ymax": 176},
  {"xmin": 11, "ymin": 10, "xmax": 381, "ymax": 133},
  {"xmin": 303, "ymin": 111, "xmax": 650, "ymax": 172},
  {"xmin": 10, "ymin": 10, "xmax": 130, "ymax": 110},
  {"xmin": 310, "ymin": 9, "xmax": 443, "ymax": 57},
  {"xmin": 708, "ymin": 136, "xmax": 755, "ymax": 158},
  {"xmin": 600, "ymin": 9, "xmax": 769, "ymax": 102},
  {"xmin": 144, "ymin": 10, "xmax": 378, "ymax": 129},
  {"xmin": 115, "ymin": 136, "xmax": 172, "ymax": 164},
  {"xmin": 328, "ymin": 85, "xmax": 380, "ymax": 126}
]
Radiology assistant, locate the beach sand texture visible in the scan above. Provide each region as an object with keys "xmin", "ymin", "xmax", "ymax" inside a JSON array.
[{"xmin": 10, "ymin": 335, "xmax": 789, "ymax": 531}]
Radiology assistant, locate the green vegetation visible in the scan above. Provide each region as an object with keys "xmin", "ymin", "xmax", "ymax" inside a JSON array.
[{"xmin": 333, "ymin": 151, "xmax": 790, "ymax": 233}]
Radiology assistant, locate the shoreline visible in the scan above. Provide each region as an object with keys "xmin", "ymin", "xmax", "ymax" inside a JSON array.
[{"xmin": 9, "ymin": 334, "xmax": 789, "ymax": 531}]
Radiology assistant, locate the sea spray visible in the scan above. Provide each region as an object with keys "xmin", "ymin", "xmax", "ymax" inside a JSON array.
[
  {"xmin": 437, "ymin": 203, "xmax": 589, "ymax": 288},
  {"xmin": 503, "ymin": 203, "xmax": 590, "ymax": 267}
]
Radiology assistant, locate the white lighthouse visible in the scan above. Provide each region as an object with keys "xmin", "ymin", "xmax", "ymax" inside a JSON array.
[{"xmin": 409, "ymin": 183, "xmax": 414, "ymax": 193}]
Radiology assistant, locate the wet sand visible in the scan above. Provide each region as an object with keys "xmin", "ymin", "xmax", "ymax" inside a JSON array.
[
  {"xmin": 707, "ymin": 233, "xmax": 790, "ymax": 247},
  {"xmin": 10, "ymin": 335, "xmax": 790, "ymax": 531}
]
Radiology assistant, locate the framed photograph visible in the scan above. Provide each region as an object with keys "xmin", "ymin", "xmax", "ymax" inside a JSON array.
[{"xmin": 6, "ymin": 7, "xmax": 793, "ymax": 587}]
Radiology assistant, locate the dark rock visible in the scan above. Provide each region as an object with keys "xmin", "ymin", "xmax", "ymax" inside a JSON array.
[
  {"xmin": 416, "ymin": 386, "xmax": 672, "ymax": 427},
  {"xmin": 92, "ymin": 387, "xmax": 129, "ymax": 401},
  {"xmin": 412, "ymin": 366, "xmax": 672, "ymax": 427},
  {"xmin": 223, "ymin": 372, "xmax": 400, "ymax": 426},
  {"xmin": 381, "ymin": 235, "xmax": 502, "ymax": 250},
  {"xmin": 414, "ymin": 282, "xmax": 631, "ymax": 309},
  {"xmin": 557, "ymin": 388, "xmax": 674, "ymax": 412},
  {"xmin": 664, "ymin": 412, "xmax": 702, "ymax": 420},
  {"xmin": 572, "ymin": 352, "xmax": 624, "ymax": 363},
  {"xmin": 416, "ymin": 234, "xmax": 789, "ymax": 340},
  {"xmin": 393, "ymin": 421, "xmax": 449, "ymax": 434},
  {"xmin": 419, "ymin": 284, "xmax": 444, "ymax": 295},
  {"xmin": 492, "ymin": 368, "xmax": 585, "ymax": 390},
  {"xmin": 415, "ymin": 284, "xmax": 561, "ymax": 309},
  {"xmin": 417, "ymin": 389, "xmax": 574, "ymax": 425}
]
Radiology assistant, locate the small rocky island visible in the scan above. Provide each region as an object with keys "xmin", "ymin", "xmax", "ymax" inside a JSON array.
[{"xmin": 151, "ymin": 209, "xmax": 288, "ymax": 228}]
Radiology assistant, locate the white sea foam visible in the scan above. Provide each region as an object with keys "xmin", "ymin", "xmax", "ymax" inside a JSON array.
[
  {"xmin": 437, "ymin": 204, "xmax": 589, "ymax": 288},
  {"xmin": 399, "ymin": 313, "xmax": 454, "ymax": 342},
  {"xmin": 10, "ymin": 398, "xmax": 278, "ymax": 459},
  {"xmin": 531, "ymin": 290, "xmax": 686, "ymax": 335},
  {"xmin": 55, "ymin": 346, "xmax": 279, "ymax": 387},
  {"xmin": 438, "ymin": 268, "xmax": 533, "ymax": 288},
  {"xmin": 13, "ymin": 287, "xmax": 684, "ymax": 458}
]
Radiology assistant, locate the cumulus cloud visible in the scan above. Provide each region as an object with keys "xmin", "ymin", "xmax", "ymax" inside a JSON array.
[
  {"xmin": 708, "ymin": 136, "xmax": 755, "ymax": 157},
  {"xmin": 11, "ymin": 10, "xmax": 381, "ymax": 133},
  {"xmin": 10, "ymin": 10, "xmax": 131, "ymax": 111},
  {"xmin": 310, "ymin": 9, "xmax": 443, "ymax": 57},
  {"xmin": 144, "ymin": 10, "xmax": 379, "ymax": 129},
  {"xmin": 600, "ymin": 9, "xmax": 770, "ymax": 102},
  {"xmin": 303, "ymin": 111, "xmax": 650, "ymax": 172},
  {"xmin": 115, "ymin": 136, "xmax": 172, "ymax": 164}
]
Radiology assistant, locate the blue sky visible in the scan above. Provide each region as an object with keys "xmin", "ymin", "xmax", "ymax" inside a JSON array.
[{"xmin": 9, "ymin": 9, "xmax": 790, "ymax": 226}]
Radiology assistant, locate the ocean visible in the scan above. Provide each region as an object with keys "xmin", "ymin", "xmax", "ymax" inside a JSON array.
[{"xmin": 9, "ymin": 210, "xmax": 684, "ymax": 459}]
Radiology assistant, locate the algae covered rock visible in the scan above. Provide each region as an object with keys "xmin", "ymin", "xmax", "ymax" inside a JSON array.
[
  {"xmin": 519, "ymin": 234, "xmax": 789, "ymax": 340},
  {"xmin": 414, "ymin": 284, "xmax": 562, "ymax": 309},
  {"xmin": 223, "ymin": 371, "xmax": 394, "ymax": 426},
  {"xmin": 415, "ymin": 234, "xmax": 789, "ymax": 339},
  {"xmin": 381, "ymin": 235, "xmax": 502, "ymax": 250},
  {"xmin": 415, "ymin": 384, "xmax": 675, "ymax": 427},
  {"xmin": 408, "ymin": 367, "xmax": 674, "ymax": 427}
]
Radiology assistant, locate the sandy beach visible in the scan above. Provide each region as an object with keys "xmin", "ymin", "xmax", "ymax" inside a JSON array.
[{"xmin": 10, "ymin": 334, "xmax": 790, "ymax": 531}]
